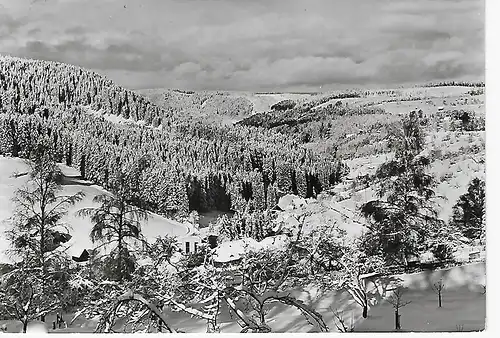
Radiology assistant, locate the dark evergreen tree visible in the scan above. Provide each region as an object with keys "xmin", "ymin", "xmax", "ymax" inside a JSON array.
[
  {"xmin": 360, "ymin": 111, "xmax": 443, "ymax": 266},
  {"xmin": 77, "ymin": 173, "xmax": 148, "ymax": 282},
  {"xmin": 450, "ymin": 178, "xmax": 485, "ymax": 243}
]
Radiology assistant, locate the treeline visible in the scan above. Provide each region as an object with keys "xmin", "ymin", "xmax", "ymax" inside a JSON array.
[
  {"xmin": 148, "ymin": 89, "xmax": 254, "ymax": 118},
  {"xmin": 303, "ymin": 91, "xmax": 362, "ymax": 107},
  {"xmin": 238, "ymin": 101, "xmax": 385, "ymax": 129},
  {"xmin": 0, "ymin": 107, "xmax": 346, "ymax": 216},
  {"xmin": 421, "ymin": 80, "xmax": 485, "ymax": 88},
  {"xmin": 237, "ymin": 100, "xmax": 390, "ymax": 152}
]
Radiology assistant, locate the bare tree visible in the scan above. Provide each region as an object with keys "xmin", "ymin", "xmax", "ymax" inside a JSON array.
[
  {"xmin": 337, "ymin": 252, "xmax": 384, "ymax": 319},
  {"xmin": 432, "ymin": 279, "xmax": 445, "ymax": 308},
  {"xmin": 226, "ymin": 244, "xmax": 330, "ymax": 333},
  {"xmin": 327, "ymin": 237, "xmax": 385, "ymax": 319},
  {"xmin": 95, "ymin": 291, "xmax": 177, "ymax": 333},
  {"xmin": 387, "ymin": 287, "xmax": 411, "ymax": 331},
  {"xmin": 330, "ymin": 308, "xmax": 355, "ymax": 332},
  {"xmin": 0, "ymin": 271, "xmax": 58, "ymax": 333}
]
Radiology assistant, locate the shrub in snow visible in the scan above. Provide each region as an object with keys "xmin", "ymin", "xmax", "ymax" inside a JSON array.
[
  {"xmin": 420, "ymin": 251, "xmax": 435, "ymax": 263},
  {"xmin": 432, "ymin": 243, "xmax": 455, "ymax": 261}
]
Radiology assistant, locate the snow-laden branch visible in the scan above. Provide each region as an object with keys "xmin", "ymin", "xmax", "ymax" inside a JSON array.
[{"xmin": 96, "ymin": 291, "xmax": 177, "ymax": 333}]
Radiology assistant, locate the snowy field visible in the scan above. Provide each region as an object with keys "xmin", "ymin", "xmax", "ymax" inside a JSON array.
[
  {"xmin": 356, "ymin": 262, "xmax": 486, "ymax": 332},
  {"xmin": 0, "ymin": 262, "xmax": 485, "ymax": 333},
  {"xmin": 0, "ymin": 156, "xmax": 189, "ymax": 263}
]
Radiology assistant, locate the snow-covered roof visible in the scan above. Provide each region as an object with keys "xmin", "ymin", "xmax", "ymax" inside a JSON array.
[
  {"xmin": 178, "ymin": 233, "xmax": 202, "ymax": 241},
  {"xmin": 359, "ymin": 272, "xmax": 381, "ymax": 280},
  {"xmin": 213, "ymin": 235, "xmax": 289, "ymax": 263},
  {"xmin": 277, "ymin": 194, "xmax": 307, "ymax": 211}
]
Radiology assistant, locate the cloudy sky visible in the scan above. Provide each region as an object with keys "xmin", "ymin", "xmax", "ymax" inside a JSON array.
[{"xmin": 0, "ymin": 0, "xmax": 484, "ymax": 91}]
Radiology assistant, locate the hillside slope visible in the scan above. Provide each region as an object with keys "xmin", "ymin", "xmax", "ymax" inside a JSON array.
[
  {"xmin": 136, "ymin": 89, "xmax": 255, "ymax": 124},
  {"xmin": 259, "ymin": 86, "xmax": 485, "ymax": 239},
  {"xmin": 136, "ymin": 89, "xmax": 323, "ymax": 123},
  {"xmin": 0, "ymin": 156, "xmax": 189, "ymax": 263},
  {"xmin": 0, "ymin": 55, "xmax": 173, "ymax": 126}
]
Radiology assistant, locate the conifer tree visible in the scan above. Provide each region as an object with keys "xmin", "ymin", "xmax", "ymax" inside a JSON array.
[
  {"xmin": 360, "ymin": 111, "xmax": 443, "ymax": 266},
  {"xmin": 2, "ymin": 139, "xmax": 84, "ymax": 332},
  {"xmin": 77, "ymin": 170, "xmax": 148, "ymax": 282},
  {"xmin": 450, "ymin": 178, "xmax": 485, "ymax": 243}
]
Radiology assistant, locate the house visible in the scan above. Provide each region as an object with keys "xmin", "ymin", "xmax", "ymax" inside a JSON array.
[{"xmin": 178, "ymin": 234, "xmax": 202, "ymax": 254}]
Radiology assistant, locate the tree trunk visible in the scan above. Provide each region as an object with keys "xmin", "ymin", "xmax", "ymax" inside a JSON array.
[
  {"xmin": 117, "ymin": 201, "xmax": 125, "ymax": 281},
  {"xmin": 117, "ymin": 237, "xmax": 122, "ymax": 280},
  {"xmin": 362, "ymin": 290, "xmax": 368, "ymax": 318},
  {"xmin": 438, "ymin": 292, "xmax": 442, "ymax": 308},
  {"xmin": 259, "ymin": 303, "xmax": 266, "ymax": 326},
  {"xmin": 270, "ymin": 294, "xmax": 329, "ymax": 332},
  {"xmin": 395, "ymin": 309, "xmax": 400, "ymax": 330},
  {"xmin": 40, "ymin": 221, "xmax": 46, "ymax": 296},
  {"xmin": 117, "ymin": 221, "xmax": 123, "ymax": 281},
  {"xmin": 101, "ymin": 292, "xmax": 176, "ymax": 333},
  {"xmin": 23, "ymin": 321, "xmax": 28, "ymax": 333}
]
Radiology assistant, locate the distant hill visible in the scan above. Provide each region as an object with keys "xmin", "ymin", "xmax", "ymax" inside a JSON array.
[
  {"xmin": 0, "ymin": 55, "xmax": 176, "ymax": 127},
  {"xmin": 135, "ymin": 88, "xmax": 254, "ymax": 124},
  {"xmin": 136, "ymin": 89, "xmax": 336, "ymax": 123},
  {"xmin": 0, "ymin": 55, "xmax": 486, "ymax": 233},
  {"xmin": 0, "ymin": 55, "xmax": 346, "ymax": 218}
]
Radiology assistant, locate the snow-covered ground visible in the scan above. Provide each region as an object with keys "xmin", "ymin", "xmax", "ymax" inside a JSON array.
[
  {"xmin": 0, "ymin": 262, "xmax": 485, "ymax": 333},
  {"xmin": 0, "ymin": 153, "xmax": 486, "ymax": 333},
  {"xmin": 297, "ymin": 128, "xmax": 485, "ymax": 239},
  {"xmin": 0, "ymin": 156, "xmax": 189, "ymax": 263},
  {"xmin": 356, "ymin": 262, "xmax": 486, "ymax": 332}
]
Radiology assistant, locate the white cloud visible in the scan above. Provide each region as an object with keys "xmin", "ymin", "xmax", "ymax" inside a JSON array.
[{"xmin": 0, "ymin": 0, "xmax": 485, "ymax": 91}]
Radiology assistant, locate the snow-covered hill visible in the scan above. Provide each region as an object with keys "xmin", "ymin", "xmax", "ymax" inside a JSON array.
[{"xmin": 0, "ymin": 156, "xmax": 189, "ymax": 263}]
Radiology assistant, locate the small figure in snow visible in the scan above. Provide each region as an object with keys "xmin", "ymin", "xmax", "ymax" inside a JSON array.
[{"xmin": 56, "ymin": 313, "xmax": 67, "ymax": 329}]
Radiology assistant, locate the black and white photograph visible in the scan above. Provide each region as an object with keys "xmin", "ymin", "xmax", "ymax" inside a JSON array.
[{"xmin": 0, "ymin": 0, "xmax": 490, "ymax": 334}]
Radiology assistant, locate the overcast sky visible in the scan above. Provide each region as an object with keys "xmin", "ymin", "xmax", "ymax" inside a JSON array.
[{"xmin": 0, "ymin": 0, "xmax": 484, "ymax": 92}]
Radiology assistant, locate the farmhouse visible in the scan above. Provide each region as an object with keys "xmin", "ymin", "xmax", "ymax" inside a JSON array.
[{"xmin": 178, "ymin": 233, "xmax": 202, "ymax": 254}]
